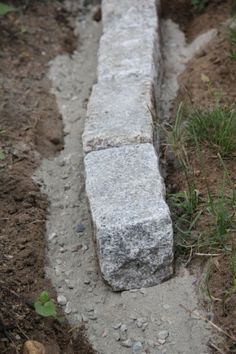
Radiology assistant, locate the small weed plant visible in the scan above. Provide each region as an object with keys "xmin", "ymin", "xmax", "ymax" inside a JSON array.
[
  {"xmin": 228, "ymin": 24, "xmax": 236, "ymax": 60},
  {"xmin": 34, "ymin": 290, "xmax": 57, "ymax": 318},
  {"xmin": 0, "ymin": 2, "xmax": 15, "ymax": 16},
  {"xmin": 191, "ymin": 0, "xmax": 207, "ymax": 10},
  {"xmin": 187, "ymin": 105, "xmax": 236, "ymax": 157}
]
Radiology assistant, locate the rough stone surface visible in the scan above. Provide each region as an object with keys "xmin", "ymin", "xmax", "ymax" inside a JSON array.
[
  {"xmin": 84, "ymin": 144, "xmax": 173, "ymax": 291},
  {"xmin": 102, "ymin": 0, "xmax": 159, "ymax": 32},
  {"xmin": 97, "ymin": 28, "xmax": 159, "ymax": 83},
  {"xmin": 83, "ymin": 80, "xmax": 154, "ymax": 152}
]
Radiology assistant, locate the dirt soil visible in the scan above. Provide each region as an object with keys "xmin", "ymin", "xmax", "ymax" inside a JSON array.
[
  {"xmin": 0, "ymin": 1, "xmax": 95, "ymax": 353},
  {"xmin": 162, "ymin": 0, "xmax": 236, "ymax": 353}
]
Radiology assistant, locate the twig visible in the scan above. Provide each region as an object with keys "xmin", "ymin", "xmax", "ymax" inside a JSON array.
[
  {"xmin": 195, "ymin": 252, "xmax": 221, "ymax": 257},
  {"xmin": 208, "ymin": 341, "xmax": 225, "ymax": 354},
  {"xmin": 180, "ymin": 304, "xmax": 236, "ymax": 342},
  {"xmin": 185, "ymin": 246, "xmax": 193, "ymax": 266},
  {"xmin": 16, "ymin": 323, "xmax": 29, "ymax": 340}
]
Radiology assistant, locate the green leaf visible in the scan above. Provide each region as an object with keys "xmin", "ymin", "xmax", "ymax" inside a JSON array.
[
  {"xmin": 38, "ymin": 290, "xmax": 50, "ymax": 304},
  {"xmin": 0, "ymin": 3, "xmax": 16, "ymax": 16},
  {"xmin": 0, "ymin": 148, "xmax": 5, "ymax": 160},
  {"xmin": 34, "ymin": 300, "xmax": 57, "ymax": 317}
]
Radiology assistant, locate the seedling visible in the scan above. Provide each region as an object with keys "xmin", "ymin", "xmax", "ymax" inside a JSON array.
[
  {"xmin": 191, "ymin": 0, "xmax": 207, "ymax": 10},
  {"xmin": 0, "ymin": 2, "xmax": 15, "ymax": 16},
  {"xmin": 34, "ymin": 291, "xmax": 57, "ymax": 318}
]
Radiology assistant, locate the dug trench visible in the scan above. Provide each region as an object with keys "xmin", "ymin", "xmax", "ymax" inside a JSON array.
[
  {"xmin": 0, "ymin": 1, "xmax": 98, "ymax": 353},
  {"xmin": 161, "ymin": 0, "xmax": 236, "ymax": 353}
]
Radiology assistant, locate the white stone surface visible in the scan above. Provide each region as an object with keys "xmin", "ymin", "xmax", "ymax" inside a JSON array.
[
  {"xmin": 97, "ymin": 28, "xmax": 159, "ymax": 82},
  {"xmin": 102, "ymin": 0, "xmax": 159, "ymax": 31},
  {"xmin": 83, "ymin": 80, "xmax": 154, "ymax": 152},
  {"xmin": 84, "ymin": 144, "xmax": 173, "ymax": 291}
]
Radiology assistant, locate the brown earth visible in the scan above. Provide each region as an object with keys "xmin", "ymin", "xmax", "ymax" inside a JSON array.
[
  {"xmin": 161, "ymin": 0, "xmax": 236, "ymax": 353},
  {"xmin": 0, "ymin": 1, "xmax": 95, "ymax": 353}
]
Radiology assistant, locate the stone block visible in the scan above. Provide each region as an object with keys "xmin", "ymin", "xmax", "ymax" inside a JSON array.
[
  {"xmin": 83, "ymin": 80, "xmax": 154, "ymax": 152},
  {"xmin": 84, "ymin": 144, "xmax": 173, "ymax": 291},
  {"xmin": 97, "ymin": 28, "xmax": 159, "ymax": 82},
  {"xmin": 102, "ymin": 0, "xmax": 159, "ymax": 32}
]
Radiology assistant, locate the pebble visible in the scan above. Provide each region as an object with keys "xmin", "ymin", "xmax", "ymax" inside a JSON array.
[
  {"xmin": 22, "ymin": 340, "xmax": 45, "ymax": 354},
  {"xmin": 57, "ymin": 295, "xmax": 67, "ymax": 306},
  {"xmin": 114, "ymin": 332, "xmax": 120, "ymax": 341},
  {"xmin": 48, "ymin": 232, "xmax": 57, "ymax": 241},
  {"xmin": 113, "ymin": 323, "xmax": 122, "ymax": 330},
  {"xmin": 76, "ymin": 223, "xmax": 85, "ymax": 233},
  {"xmin": 82, "ymin": 244, "xmax": 89, "ymax": 253},
  {"xmin": 136, "ymin": 318, "xmax": 147, "ymax": 328},
  {"xmin": 121, "ymin": 339, "xmax": 132, "ymax": 348},
  {"xmin": 132, "ymin": 341, "xmax": 143, "ymax": 354},
  {"xmin": 65, "ymin": 302, "xmax": 72, "ymax": 314},
  {"xmin": 120, "ymin": 324, "xmax": 128, "ymax": 341},
  {"xmin": 84, "ymin": 279, "xmax": 91, "ymax": 285},
  {"xmin": 163, "ymin": 304, "xmax": 170, "ymax": 310},
  {"xmin": 88, "ymin": 313, "xmax": 97, "ymax": 320},
  {"xmin": 147, "ymin": 340, "xmax": 155, "ymax": 348},
  {"xmin": 141, "ymin": 322, "xmax": 148, "ymax": 331},
  {"xmin": 82, "ymin": 314, "xmax": 88, "ymax": 322},
  {"xmin": 157, "ymin": 330, "xmax": 169, "ymax": 345}
]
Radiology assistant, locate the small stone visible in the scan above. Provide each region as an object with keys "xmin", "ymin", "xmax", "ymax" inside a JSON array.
[
  {"xmin": 121, "ymin": 339, "xmax": 132, "ymax": 348},
  {"xmin": 120, "ymin": 324, "xmax": 127, "ymax": 332},
  {"xmin": 139, "ymin": 288, "xmax": 147, "ymax": 295},
  {"xmin": 114, "ymin": 332, "xmax": 120, "ymax": 341},
  {"xmin": 113, "ymin": 322, "xmax": 122, "ymax": 330},
  {"xmin": 129, "ymin": 314, "xmax": 137, "ymax": 320},
  {"xmin": 22, "ymin": 340, "xmax": 45, "ymax": 354},
  {"xmin": 65, "ymin": 302, "xmax": 72, "ymax": 314},
  {"xmin": 82, "ymin": 244, "xmax": 89, "ymax": 253},
  {"xmin": 141, "ymin": 322, "xmax": 148, "ymax": 331},
  {"xmin": 157, "ymin": 330, "xmax": 169, "ymax": 344},
  {"xmin": 136, "ymin": 318, "xmax": 147, "ymax": 328},
  {"xmin": 120, "ymin": 324, "xmax": 128, "ymax": 341},
  {"xmin": 76, "ymin": 223, "xmax": 85, "ymax": 233},
  {"xmin": 48, "ymin": 232, "xmax": 57, "ymax": 241},
  {"xmin": 88, "ymin": 313, "xmax": 97, "ymax": 320},
  {"xmin": 147, "ymin": 340, "xmax": 155, "ymax": 348},
  {"xmin": 132, "ymin": 341, "xmax": 143, "ymax": 354},
  {"xmin": 57, "ymin": 295, "xmax": 67, "ymax": 306},
  {"xmin": 101, "ymin": 329, "xmax": 107, "ymax": 337},
  {"xmin": 84, "ymin": 279, "xmax": 91, "ymax": 285},
  {"xmin": 82, "ymin": 314, "xmax": 88, "ymax": 322},
  {"xmin": 163, "ymin": 304, "xmax": 170, "ymax": 310}
]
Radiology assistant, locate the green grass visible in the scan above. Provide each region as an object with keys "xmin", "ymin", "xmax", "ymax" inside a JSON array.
[
  {"xmin": 229, "ymin": 27, "xmax": 236, "ymax": 45},
  {"xmin": 187, "ymin": 105, "xmax": 236, "ymax": 157},
  {"xmin": 165, "ymin": 101, "xmax": 236, "ymax": 257}
]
